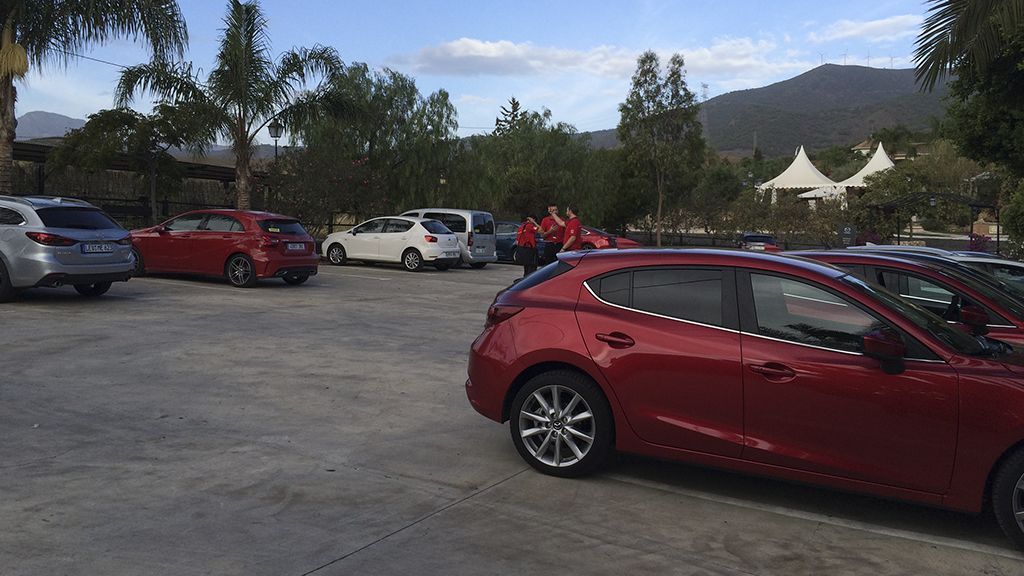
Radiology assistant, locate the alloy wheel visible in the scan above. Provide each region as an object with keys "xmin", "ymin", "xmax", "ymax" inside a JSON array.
[
  {"xmin": 328, "ymin": 245, "xmax": 345, "ymax": 265},
  {"xmin": 229, "ymin": 257, "xmax": 252, "ymax": 286},
  {"xmin": 517, "ymin": 384, "xmax": 595, "ymax": 467},
  {"xmin": 404, "ymin": 251, "xmax": 421, "ymax": 271},
  {"xmin": 1015, "ymin": 472, "xmax": 1024, "ymax": 534}
]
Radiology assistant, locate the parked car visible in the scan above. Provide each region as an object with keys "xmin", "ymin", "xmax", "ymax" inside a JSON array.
[
  {"xmin": 848, "ymin": 244, "xmax": 1024, "ymax": 293},
  {"xmin": 737, "ymin": 232, "xmax": 781, "ymax": 252},
  {"xmin": 399, "ymin": 208, "xmax": 497, "ymax": 268},
  {"xmin": 793, "ymin": 251, "xmax": 1024, "ymax": 346},
  {"xmin": 466, "ymin": 248, "xmax": 1024, "ymax": 549},
  {"xmin": 495, "ymin": 220, "xmax": 550, "ymax": 263},
  {"xmin": 0, "ymin": 195, "xmax": 133, "ymax": 301},
  {"xmin": 579, "ymin": 226, "xmax": 644, "ymax": 250},
  {"xmin": 131, "ymin": 209, "xmax": 318, "ymax": 287},
  {"xmin": 322, "ymin": 216, "xmax": 459, "ymax": 272}
]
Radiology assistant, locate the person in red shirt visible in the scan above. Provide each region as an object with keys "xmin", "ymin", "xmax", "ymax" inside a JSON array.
[
  {"xmin": 560, "ymin": 205, "xmax": 583, "ymax": 252},
  {"xmin": 538, "ymin": 204, "xmax": 565, "ymax": 264},
  {"xmin": 515, "ymin": 214, "xmax": 539, "ymax": 277}
]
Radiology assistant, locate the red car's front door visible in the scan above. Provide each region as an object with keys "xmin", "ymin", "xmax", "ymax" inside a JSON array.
[
  {"xmin": 739, "ymin": 272, "xmax": 958, "ymax": 493},
  {"xmin": 576, "ymin": 266, "xmax": 744, "ymax": 457},
  {"xmin": 148, "ymin": 212, "xmax": 207, "ymax": 271}
]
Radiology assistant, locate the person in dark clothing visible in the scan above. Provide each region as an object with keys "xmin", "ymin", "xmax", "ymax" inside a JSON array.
[
  {"xmin": 539, "ymin": 204, "xmax": 565, "ymax": 264},
  {"xmin": 516, "ymin": 214, "xmax": 539, "ymax": 277}
]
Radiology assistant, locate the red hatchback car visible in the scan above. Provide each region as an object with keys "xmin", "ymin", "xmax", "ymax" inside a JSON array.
[
  {"xmin": 467, "ymin": 249, "xmax": 1024, "ymax": 549},
  {"xmin": 131, "ymin": 210, "xmax": 319, "ymax": 287},
  {"xmin": 579, "ymin": 226, "xmax": 643, "ymax": 250},
  {"xmin": 795, "ymin": 251, "xmax": 1024, "ymax": 347}
]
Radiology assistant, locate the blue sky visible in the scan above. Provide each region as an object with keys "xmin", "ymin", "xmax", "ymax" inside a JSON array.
[{"xmin": 18, "ymin": 0, "xmax": 929, "ymax": 142}]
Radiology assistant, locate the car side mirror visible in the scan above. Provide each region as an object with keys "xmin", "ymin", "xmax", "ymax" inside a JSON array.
[
  {"xmin": 960, "ymin": 304, "xmax": 989, "ymax": 336},
  {"xmin": 863, "ymin": 329, "xmax": 906, "ymax": 375},
  {"xmin": 154, "ymin": 225, "xmax": 167, "ymax": 233},
  {"xmin": 349, "ymin": 229, "xmax": 357, "ymax": 236}
]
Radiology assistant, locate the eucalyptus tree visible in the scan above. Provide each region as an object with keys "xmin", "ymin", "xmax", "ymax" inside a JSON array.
[
  {"xmin": 115, "ymin": 0, "xmax": 342, "ymax": 209},
  {"xmin": 618, "ymin": 50, "xmax": 705, "ymax": 246},
  {"xmin": 0, "ymin": 0, "xmax": 187, "ymax": 195}
]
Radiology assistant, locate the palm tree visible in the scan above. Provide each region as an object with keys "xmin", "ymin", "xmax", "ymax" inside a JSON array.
[
  {"xmin": 914, "ymin": 0, "xmax": 1024, "ymax": 90},
  {"xmin": 115, "ymin": 0, "xmax": 342, "ymax": 209},
  {"xmin": 0, "ymin": 0, "xmax": 187, "ymax": 195}
]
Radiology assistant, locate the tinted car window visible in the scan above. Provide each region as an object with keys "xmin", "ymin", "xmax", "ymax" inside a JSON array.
[
  {"xmin": 751, "ymin": 274, "xmax": 884, "ymax": 354},
  {"xmin": 37, "ymin": 207, "xmax": 121, "ymax": 230},
  {"xmin": 421, "ymin": 220, "xmax": 452, "ymax": 234},
  {"xmin": 204, "ymin": 214, "xmax": 244, "ymax": 232},
  {"xmin": 472, "ymin": 213, "xmax": 494, "ymax": 234},
  {"xmin": 425, "ymin": 212, "xmax": 466, "ymax": 233},
  {"xmin": 631, "ymin": 268, "xmax": 723, "ymax": 326},
  {"xmin": 509, "ymin": 260, "xmax": 573, "ymax": 292},
  {"xmin": 0, "ymin": 207, "xmax": 25, "ymax": 225},
  {"xmin": 496, "ymin": 222, "xmax": 518, "ymax": 235},
  {"xmin": 992, "ymin": 263, "xmax": 1024, "ymax": 282},
  {"xmin": 165, "ymin": 213, "xmax": 206, "ymax": 231},
  {"xmin": 258, "ymin": 219, "xmax": 306, "ymax": 234},
  {"xmin": 353, "ymin": 219, "xmax": 386, "ymax": 234},
  {"xmin": 597, "ymin": 271, "xmax": 631, "ymax": 307},
  {"xmin": 383, "ymin": 219, "xmax": 414, "ymax": 233}
]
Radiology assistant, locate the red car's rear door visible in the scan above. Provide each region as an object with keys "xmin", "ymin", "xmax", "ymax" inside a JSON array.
[
  {"xmin": 193, "ymin": 214, "xmax": 247, "ymax": 275},
  {"xmin": 576, "ymin": 266, "xmax": 745, "ymax": 457}
]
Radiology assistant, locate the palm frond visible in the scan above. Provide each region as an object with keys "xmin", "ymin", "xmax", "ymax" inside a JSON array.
[
  {"xmin": 115, "ymin": 59, "xmax": 207, "ymax": 108},
  {"xmin": 207, "ymin": 0, "xmax": 276, "ymax": 119}
]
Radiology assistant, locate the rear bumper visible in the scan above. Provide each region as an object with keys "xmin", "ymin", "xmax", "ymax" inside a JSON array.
[
  {"xmin": 461, "ymin": 248, "xmax": 498, "ymax": 264},
  {"xmin": 269, "ymin": 265, "xmax": 319, "ymax": 278},
  {"xmin": 34, "ymin": 270, "xmax": 132, "ymax": 288},
  {"xmin": 254, "ymin": 252, "xmax": 320, "ymax": 278}
]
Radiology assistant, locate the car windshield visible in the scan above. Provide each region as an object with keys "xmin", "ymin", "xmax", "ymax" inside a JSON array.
[
  {"xmin": 421, "ymin": 220, "xmax": 452, "ymax": 234},
  {"xmin": 841, "ymin": 274, "xmax": 984, "ymax": 356},
  {"xmin": 36, "ymin": 207, "xmax": 121, "ymax": 230},
  {"xmin": 258, "ymin": 219, "xmax": 305, "ymax": 235},
  {"xmin": 933, "ymin": 265, "xmax": 1024, "ymax": 319}
]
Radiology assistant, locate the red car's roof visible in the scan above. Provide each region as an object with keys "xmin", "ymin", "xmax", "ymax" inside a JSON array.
[
  {"xmin": 569, "ymin": 248, "xmax": 847, "ymax": 279},
  {"xmin": 173, "ymin": 209, "xmax": 300, "ymax": 221}
]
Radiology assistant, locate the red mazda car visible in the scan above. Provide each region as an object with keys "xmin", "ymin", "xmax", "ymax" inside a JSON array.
[
  {"xmin": 467, "ymin": 249, "xmax": 1024, "ymax": 549},
  {"xmin": 131, "ymin": 210, "xmax": 319, "ymax": 287},
  {"xmin": 794, "ymin": 251, "xmax": 1024, "ymax": 347},
  {"xmin": 579, "ymin": 226, "xmax": 643, "ymax": 250}
]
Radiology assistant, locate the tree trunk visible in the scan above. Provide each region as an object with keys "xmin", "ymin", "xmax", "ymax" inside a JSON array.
[
  {"xmin": 235, "ymin": 143, "xmax": 252, "ymax": 210},
  {"xmin": 0, "ymin": 77, "xmax": 17, "ymax": 196},
  {"xmin": 148, "ymin": 158, "xmax": 158, "ymax": 224},
  {"xmin": 655, "ymin": 170, "xmax": 664, "ymax": 247}
]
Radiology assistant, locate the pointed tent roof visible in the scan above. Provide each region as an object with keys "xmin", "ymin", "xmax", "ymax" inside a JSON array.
[
  {"xmin": 837, "ymin": 142, "xmax": 895, "ymax": 187},
  {"xmin": 757, "ymin": 146, "xmax": 836, "ymax": 190}
]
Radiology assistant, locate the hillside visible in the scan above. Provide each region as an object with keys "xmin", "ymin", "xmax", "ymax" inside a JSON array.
[
  {"xmin": 15, "ymin": 111, "xmax": 85, "ymax": 140},
  {"xmin": 585, "ymin": 64, "xmax": 950, "ymax": 157}
]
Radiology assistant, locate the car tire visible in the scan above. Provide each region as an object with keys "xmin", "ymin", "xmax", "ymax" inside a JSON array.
[
  {"xmin": 509, "ymin": 369, "xmax": 613, "ymax": 478},
  {"xmin": 470, "ymin": 262, "xmax": 487, "ymax": 269},
  {"xmin": 0, "ymin": 258, "xmax": 16, "ymax": 303},
  {"xmin": 327, "ymin": 243, "xmax": 346, "ymax": 266},
  {"xmin": 510, "ymin": 246, "xmax": 519, "ymax": 264},
  {"xmin": 582, "ymin": 243, "xmax": 596, "ymax": 250},
  {"xmin": 992, "ymin": 447, "xmax": 1024, "ymax": 550},
  {"xmin": 131, "ymin": 248, "xmax": 146, "ymax": 276},
  {"xmin": 282, "ymin": 273, "xmax": 309, "ymax": 285},
  {"xmin": 402, "ymin": 249, "xmax": 423, "ymax": 272},
  {"xmin": 74, "ymin": 282, "xmax": 112, "ymax": 297},
  {"xmin": 434, "ymin": 262, "xmax": 451, "ymax": 271},
  {"xmin": 225, "ymin": 254, "xmax": 257, "ymax": 288}
]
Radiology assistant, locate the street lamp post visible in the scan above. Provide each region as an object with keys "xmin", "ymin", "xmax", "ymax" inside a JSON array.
[{"xmin": 268, "ymin": 118, "xmax": 283, "ymax": 160}]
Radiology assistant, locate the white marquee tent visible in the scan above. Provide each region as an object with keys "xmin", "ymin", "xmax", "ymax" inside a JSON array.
[
  {"xmin": 757, "ymin": 146, "xmax": 837, "ymax": 191},
  {"xmin": 796, "ymin": 142, "xmax": 895, "ymax": 201}
]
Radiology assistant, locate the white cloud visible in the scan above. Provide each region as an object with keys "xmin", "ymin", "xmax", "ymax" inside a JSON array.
[
  {"xmin": 396, "ymin": 38, "xmax": 637, "ymax": 78},
  {"xmin": 808, "ymin": 14, "xmax": 922, "ymax": 44}
]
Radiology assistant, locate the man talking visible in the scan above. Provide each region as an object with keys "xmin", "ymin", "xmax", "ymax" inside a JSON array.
[{"xmin": 560, "ymin": 205, "xmax": 582, "ymax": 252}]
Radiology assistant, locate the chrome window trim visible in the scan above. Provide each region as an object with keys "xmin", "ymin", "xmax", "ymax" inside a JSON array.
[{"xmin": 783, "ymin": 292, "xmax": 849, "ymax": 307}]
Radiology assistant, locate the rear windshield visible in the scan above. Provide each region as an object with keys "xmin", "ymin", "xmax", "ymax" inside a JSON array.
[
  {"xmin": 258, "ymin": 219, "xmax": 306, "ymax": 234},
  {"xmin": 473, "ymin": 213, "xmax": 494, "ymax": 235},
  {"xmin": 425, "ymin": 212, "xmax": 466, "ymax": 233},
  {"xmin": 37, "ymin": 207, "xmax": 121, "ymax": 230},
  {"xmin": 421, "ymin": 220, "xmax": 452, "ymax": 234},
  {"xmin": 509, "ymin": 260, "xmax": 573, "ymax": 292}
]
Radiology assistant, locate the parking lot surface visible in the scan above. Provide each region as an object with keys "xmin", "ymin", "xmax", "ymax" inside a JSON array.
[{"xmin": 2, "ymin": 263, "xmax": 1023, "ymax": 575}]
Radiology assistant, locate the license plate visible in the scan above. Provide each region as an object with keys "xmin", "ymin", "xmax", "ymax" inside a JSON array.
[
  {"xmin": 444, "ymin": 251, "xmax": 459, "ymax": 257},
  {"xmin": 474, "ymin": 247, "xmax": 487, "ymax": 253},
  {"xmin": 286, "ymin": 243, "xmax": 305, "ymax": 251},
  {"xmin": 82, "ymin": 243, "xmax": 114, "ymax": 254}
]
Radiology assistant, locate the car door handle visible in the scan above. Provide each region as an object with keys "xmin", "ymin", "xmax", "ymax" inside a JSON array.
[
  {"xmin": 748, "ymin": 363, "xmax": 796, "ymax": 381},
  {"xmin": 596, "ymin": 332, "xmax": 635, "ymax": 348}
]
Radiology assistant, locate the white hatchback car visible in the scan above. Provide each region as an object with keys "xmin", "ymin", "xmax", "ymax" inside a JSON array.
[{"xmin": 322, "ymin": 217, "xmax": 460, "ymax": 271}]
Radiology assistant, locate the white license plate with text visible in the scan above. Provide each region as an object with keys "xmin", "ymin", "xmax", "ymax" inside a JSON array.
[
  {"xmin": 287, "ymin": 243, "xmax": 305, "ymax": 251},
  {"xmin": 82, "ymin": 243, "xmax": 114, "ymax": 254}
]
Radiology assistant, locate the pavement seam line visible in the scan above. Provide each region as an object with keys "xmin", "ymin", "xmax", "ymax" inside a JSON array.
[{"xmin": 298, "ymin": 467, "xmax": 530, "ymax": 575}]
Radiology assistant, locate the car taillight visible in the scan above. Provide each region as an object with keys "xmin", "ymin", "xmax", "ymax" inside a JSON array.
[
  {"xmin": 424, "ymin": 235, "xmax": 438, "ymax": 243},
  {"xmin": 468, "ymin": 231, "xmax": 474, "ymax": 247},
  {"xmin": 25, "ymin": 232, "xmax": 77, "ymax": 246},
  {"xmin": 258, "ymin": 235, "xmax": 281, "ymax": 248},
  {"xmin": 485, "ymin": 304, "xmax": 523, "ymax": 328}
]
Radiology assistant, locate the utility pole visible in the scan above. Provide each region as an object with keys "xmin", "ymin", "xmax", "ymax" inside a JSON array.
[{"xmin": 842, "ymin": 52, "xmax": 848, "ymax": 65}]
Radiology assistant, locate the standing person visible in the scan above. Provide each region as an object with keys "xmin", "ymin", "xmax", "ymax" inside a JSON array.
[
  {"xmin": 539, "ymin": 204, "xmax": 565, "ymax": 264},
  {"xmin": 560, "ymin": 205, "xmax": 583, "ymax": 253},
  {"xmin": 515, "ymin": 214, "xmax": 539, "ymax": 277}
]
